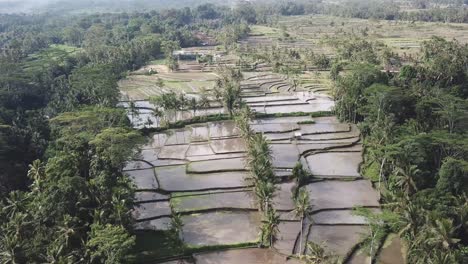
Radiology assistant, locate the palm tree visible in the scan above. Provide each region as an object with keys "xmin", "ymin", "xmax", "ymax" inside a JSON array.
[
  {"xmin": 213, "ymin": 66, "xmax": 243, "ymax": 117},
  {"xmin": 293, "ymin": 188, "xmax": 313, "ymax": 255},
  {"xmin": 27, "ymin": 159, "xmax": 44, "ymax": 192},
  {"xmin": 128, "ymin": 100, "xmax": 138, "ymax": 124},
  {"xmin": 152, "ymin": 108, "xmax": 163, "ymax": 128},
  {"xmin": 393, "ymin": 165, "xmax": 420, "ymax": 197},
  {"xmin": 255, "ymin": 180, "xmax": 276, "ymax": 212},
  {"xmin": 291, "ymin": 162, "xmax": 311, "ymax": 199},
  {"xmin": 427, "ymin": 218, "xmax": 460, "ymax": 250},
  {"xmin": 0, "ymin": 230, "xmax": 21, "ymax": 264},
  {"xmin": 189, "ymin": 97, "xmax": 198, "ymax": 117},
  {"xmin": 304, "ymin": 242, "xmax": 327, "ymax": 264},
  {"xmin": 199, "ymin": 92, "xmax": 210, "ymax": 116},
  {"xmin": 260, "ymin": 207, "xmax": 280, "ymax": 247}
]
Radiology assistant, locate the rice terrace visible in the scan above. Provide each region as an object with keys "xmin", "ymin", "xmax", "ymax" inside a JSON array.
[{"xmin": 1, "ymin": 0, "xmax": 467, "ymax": 264}]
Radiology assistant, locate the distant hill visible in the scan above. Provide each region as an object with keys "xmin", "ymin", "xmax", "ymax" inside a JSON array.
[{"xmin": 0, "ymin": 0, "xmax": 239, "ymax": 14}]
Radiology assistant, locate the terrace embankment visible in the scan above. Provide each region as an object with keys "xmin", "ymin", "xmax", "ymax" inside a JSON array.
[{"xmin": 121, "ymin": 51, "xmax": 387, "ymax": 263}]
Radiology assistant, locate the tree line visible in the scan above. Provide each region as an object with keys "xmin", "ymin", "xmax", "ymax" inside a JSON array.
[{"xmin": 333, "ymin": 36, "xmax": 468, "ymax": 263}]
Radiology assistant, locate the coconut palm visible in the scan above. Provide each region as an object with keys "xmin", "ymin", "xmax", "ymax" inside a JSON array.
[
  {"xmin": 393, "ymin": 165, "xmax": 420, "ymax": 197},
  {"xmin": 293, "ymin": 188, "xmax": 313, "ymax": 255},
  {"xmin": 27, "ymin": 159, "xmax": 44, "ymax": 192},
  {"xmin": 189, "ymin": 97, "xmax": 198, "ymax": 117},
  {"xmin": 427, "ymin": 218, "xmax": 460, "ymax": 250},
  {"xmin": 128, "ymin": 100, "xmax": 139, "ymax": 124},
  {"xmin": 260, "ymin": 207, "xmax": 280, "ymax": 247},
  {"xmin": 213, "ymin": 66, "xmax": 243, "ymax": 117},
  {"xmin": 304, "ymin": 242, "xmax": 327, "ymax": 264},
  {"xmin": 152, "ymin": 108, "xmax": 162, "ymax": 127},
  {"xmin": 291, "ymin": 162, "xmax": 311, "ymax": 199},
  {"xmin": 199, "ymin": 92, "xmax": 210, "ymax": 116},
  {"xmin": 255, "ymin": 180, "xmax": 276, "ymax": 212}
]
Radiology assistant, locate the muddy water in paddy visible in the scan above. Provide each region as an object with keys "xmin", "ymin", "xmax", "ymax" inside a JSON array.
[
  {"xmin": 186, "ymin": 143, "xmax": 215, "ymax": 156},
  {"xmin": 134, "ymin": 217, "xmax": 172, "ymax": 231},
  {"xmin": 194, "ymin": 248, "xmax": 302, "ymax": 264},
  {"xmin": 306, "ymin": 152, "xmax": 362, "ymax": 177},
  {"xmin": 189, "ymin": 124, "xmax": 210, "ymax": 142},
  {"xmin": 306, "ymin": 225, "xmax": 369, "ymax": 256},
  {"xmin": 155, "ymin": 165, "xmax": 248, "ymax": 191},
  {"xmin": 305, "ymin": 180, "xmax": 379, "ymax": 210},
  {"xmin": 210, "ymin": 138, "xmax": 246, "ymax": 153},
  {"xmin": 187, "ymin": 157, "xmax": 246, "ymax": 173},
  {"xmin": 123, "ymin": 160, "xmax": 153, "ymax": 170},
  {"xmin": 125, "ymin": 169, "xmax": 158, "ymax": 190},
  {"xmin": 208, "ymin": 121, "xmax": 239, "ymax": 138},
  {"xmin": 275, "ymin": 222, "xmax": 302, "ymax": 255},
  {"xmin": 158, "ymin": 144, "xmax": 189, "ymax": 160},
  {"xmin": 173, "ymin": 191, "xmax": 255, "ymax": 212},
  {"xmin": 270, "ymin": 144, "xmax": 300, "ymax": 168},
  {"xmin": 312, "ymin": 210, "xmax": 375, "ymax": 225},
  {"xmin": 134, "ymin": 191, "xmax": 168, "ymax": 203},
  {"xmin": 182, "ymin": 211, "xmax": 261, "ymax": 246},
  {"xmin": 251, "ymin": 123, "xmax": 300, "ymax": 133},
  {"xmin": 132, "ymin": 201, "xmax": 172, "ymax": 221}
]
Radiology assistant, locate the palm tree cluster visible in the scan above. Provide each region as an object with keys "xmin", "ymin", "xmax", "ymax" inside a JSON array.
[
  {"xmin": 332, "ymin": 37, "xmax": 468, "ymax": 263},
  {"xmin": 212, "ymin": 66, "xmax": 243, "ymax": 117},
  {"xmin": 235, "ymin": 106, "xmax": 280, "ymax": 248},
  {"xmin": 149, "ymin": 91, "xmax": 211, "ymax": 127}
]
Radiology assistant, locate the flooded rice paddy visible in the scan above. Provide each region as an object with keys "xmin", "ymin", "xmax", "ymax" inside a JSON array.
[{"xmin": 122, "ymin": 69, "xmax": 389, "ymax": 263}]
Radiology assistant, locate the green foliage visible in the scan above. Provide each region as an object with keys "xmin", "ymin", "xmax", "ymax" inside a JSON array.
[
  {"xmin": 334, "ymin": 62, "xmax": 387, "ymax": 122},
  {"xmin": 213, "ymin": 67, "xmax": 243, "ymax": 117},
  {"xmin": 86, "ymin": 223, "xmax": 135, "ymax": 264},
  {"xmin": 69, "ymin": 64, "xmax": 120, "ymax": 107},
  {"xmin": 333, "ymin": 37, "xmax": 468, "ymax": 263},
  {"xmin": 437, "ymin": 158, "xmax": 468, "ymax": 195}
]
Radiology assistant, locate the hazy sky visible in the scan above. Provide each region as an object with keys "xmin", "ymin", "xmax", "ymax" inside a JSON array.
[{"xmin": 0, "ymin": 0, "xmax": 234, "ymax": 14}]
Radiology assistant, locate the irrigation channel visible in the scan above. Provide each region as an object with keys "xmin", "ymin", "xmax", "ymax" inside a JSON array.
[{"xmin": 121, "ymin": 70, "xmax": 404, "ymax": 263}]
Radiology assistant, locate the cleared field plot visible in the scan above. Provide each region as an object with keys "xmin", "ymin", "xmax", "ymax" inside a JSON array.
[
  {"xmin": 181, "ymin": 211, "xmax": 261, "ymax": 246},
  {"xmin": 119, "ymin": 72, "xmax": 216, "ymax": 100},
  {"xmin": 276, "ymin": 15, "xmax": 468, "ymax": 55},
  {"xmin": 155, "ymin": 165, "xmax": 248, "ymax": 191},
  {"xmin": 305, "ymin": 180, "xmax": 379, "ymax": 210},
  {"xmin": 306, "ymin": 152, "xmax": 362, "ymax": 177}
]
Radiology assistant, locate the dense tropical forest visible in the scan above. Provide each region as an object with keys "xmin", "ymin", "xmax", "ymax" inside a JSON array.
[{"xmin": 0, "ymin": 0, "xmax": 467, "ymax": 263}]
